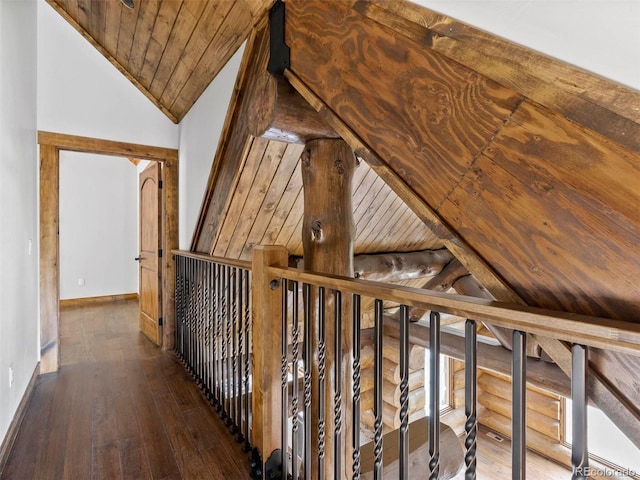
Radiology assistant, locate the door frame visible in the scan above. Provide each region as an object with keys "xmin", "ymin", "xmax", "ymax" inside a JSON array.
[{"xmin": 38, "ymin": 131, "xmax": 179, "ymax": 374}]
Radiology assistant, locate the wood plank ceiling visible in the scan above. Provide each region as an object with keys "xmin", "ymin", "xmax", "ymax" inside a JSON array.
[
  {"xmin": 211, "ymin": 137, "xmax": 444, "ymax": 262},
  {"xmin": 46, "ymin": 0, "xmax": 274, "ymax": 123}
]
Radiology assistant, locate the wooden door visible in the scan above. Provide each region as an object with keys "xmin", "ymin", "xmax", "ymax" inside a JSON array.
[{"xmin": 138, "ymin": 161, "xmax": 162, "ymax": 345}]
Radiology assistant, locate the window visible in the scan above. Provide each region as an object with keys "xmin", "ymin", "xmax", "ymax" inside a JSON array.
[
  {"xmin": 565, "ymin": 398, "xmax": 640, "ymax": 476},
  {"xmin": 424, "ymin": 354, "xmax": 451, "ymax": 413}
]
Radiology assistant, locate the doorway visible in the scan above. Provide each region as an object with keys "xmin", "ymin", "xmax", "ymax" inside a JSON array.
[{"xmin": 38, "ymin": 131, "xmax": 179, "ymax": 374}]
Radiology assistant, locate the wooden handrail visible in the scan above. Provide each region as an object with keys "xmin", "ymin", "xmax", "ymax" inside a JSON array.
[
  {"xmin": 265, "ymin": 265, "xmax": 640, "ymax": 356},
  {"xmin": 172, "ymin": 250, "xmax": 252, "ymax": 270}
]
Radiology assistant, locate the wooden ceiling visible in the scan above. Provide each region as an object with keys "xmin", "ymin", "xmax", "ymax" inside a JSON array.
[
  {"xmin": 46, "ymin": 0, "xmax": 273, "ymax": 123},
  {"xmin": 211, "ymin": 136, "xmax": 444, "ymax": 261}
]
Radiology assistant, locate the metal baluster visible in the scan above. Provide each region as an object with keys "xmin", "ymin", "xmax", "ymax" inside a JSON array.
[
  {"xmin": 175, "ymin": 256, "xmax": 181, "ymax": 359},
  {"xmin": 352, "ymin": 294, "xmax": 362, "ymax": 480},
  {"xmin": 429, "ymin": 311, "xmax": 441, "ymax": 480},
  {"xmin": 230, "ymin": 267, "xmax": 238, "ymax": 431},
  {"xmin": 207, "ymin": 262, "xmax": 214, "ymax": 401},
  {"xmin": 214, "ymin": 263, "xmax": 221, "ymax": 411},
  {"xmin": 571, "ymin": 344, "xmax": 589, "ymax": 480},
  {"xmin": 512, "ymin": 330, "xmax": 527, "ymax": 480},
  {"xmin": 303, "ymin": 283, "xmax": 312, "ymax": 480},
  {"xmin": 281, "ymin": 279, "xmax": 289, "ymax": 480},
  {"xmin": 236, "ymin": 267, "xmax": 245, "ymax": 443},
  {"xmin": 465, "ymin": 320, "xmax": 478, "ymax": 480},
  {"xmin": 243, "ymin": 270, "xmax": 252, "ymax": 451},
  {"xmin": 187, "ymin": 258, "xmax": 194, "ymax": 374},
  {"xmin": 333, "ymin": 290, "xmax": 343, "ymax": 480},
  {"xmin": 399, "ymin": 305, "xmax": 410, "ymax": 480},
  {"xmin": 318, "ymin": 286, "xmax": 326, "ymax": 480},
  {"xmin": 224, "ymin": 266, "xmax": 232, "ymax": 423},
  {"xmin": 373, "ymin": 298, "xmax": 384, "ymax": 480},
  {"xmin": 197, "ymin": 260, "xmax": 204, "ymax": 387},
  {"xmin": 217, "ymin": 263, "xmax": 226, "ymax": 414},
  {"xmin": 291, "ymin": 281, "xmax": 300, "ymax": 480}
]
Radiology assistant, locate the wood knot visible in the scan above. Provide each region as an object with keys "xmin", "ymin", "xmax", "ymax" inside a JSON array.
[
  {"xmin": 334, "ymin": 159, "xmax": 345, "ymax": 175},
  {"xmin": 301, "ymin": 149, "xmax": 311, "ymax": 167},
  {"xmin": 311, "ymin": 220, "xmax": 323, "ymax": 242}
]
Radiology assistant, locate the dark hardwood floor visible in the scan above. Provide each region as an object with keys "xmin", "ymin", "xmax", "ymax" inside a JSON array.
[{"xmin": 1, "ymin": 299, "xmax": 253, "ymax": 480}]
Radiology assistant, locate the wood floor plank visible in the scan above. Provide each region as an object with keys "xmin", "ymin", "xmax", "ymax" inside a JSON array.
[{"xmin": 2, "ymin": 299, "xmax": 252, "ymax": 480}]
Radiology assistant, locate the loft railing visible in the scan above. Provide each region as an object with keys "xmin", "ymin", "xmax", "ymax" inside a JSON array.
[
  {"xmin": 174, "ymin": 247, "xmax": 640, "ymax": 480},
  {"xmin": 252, "ymin": 246, "xmax": 640, "ymax": 480},
  {"xmin": 173, "ymin": 251, "xmax": 254, "ymax": 456}
]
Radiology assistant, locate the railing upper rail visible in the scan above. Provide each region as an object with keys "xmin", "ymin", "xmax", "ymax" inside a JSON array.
[
  {"xmin": 172, "ymin": 249, "xmax": 252, "ymax": 270},
  {"xmin": 265, "ymin": 265, "xmax": 640, "ymax": 356}
]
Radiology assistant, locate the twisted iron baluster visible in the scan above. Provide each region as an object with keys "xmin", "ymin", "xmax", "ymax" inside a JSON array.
[
  {"xmin": 213, "ymin": 263, "xmax": 220, "ymax": 410},
  {"xmin": 230, "ymin": 267, "xmax": 238, "ymax": 432},
  {"xmin": 223, "ymin": 266, "xmax": 232, "ymax": 424},
  {"xmin": 373, "ymin": 299, "xmax": 384, "ymax": 480},
  {"xmin": 236, "ymin": 268, "xmax": 245, "ymax": 443},
  {"xmin": 291, "ymin": 281, "xmax": 300, "ymax": 480},
  {"xmin": 317, "ymin": 287, "xmax": 326, "ymax": 480},
  {"xmin": 175, "ymin": 256, "xmax": 182, "ymax": 359},
  {"xmin": 352, "ymin": 294, "xmax": 362, "ymax": 480},
  {"xmin": 281, "ymin": 279, "xmax": 289, "ymax": 480},
  {"xmin": 216, "ymin": 264, "xmax": 225, "ymax": 413},
  {"xmin": 465, "ymin": 320, "xmax": 478, "ymax": 479},
  {"xmin": 303, "ymin": 283, "xmax": 312, "ymax": 480},
  {"xmin": 197, "ymin": 260, "xmax": 204, "ymax": 387},
  {"xmin": 399, "ymin": 305, "xmax": 410, "ymax": 480},
  {"xmin": 242, "ymin": 270, "xmax": 252, "ymax": 451},
  {"xmin": 333, "ymin": 290, "xmax": 342, "ymax": 480},
  {"xmin": 429, "ymin": 311, "xmax": 441, "ymax": 480}
]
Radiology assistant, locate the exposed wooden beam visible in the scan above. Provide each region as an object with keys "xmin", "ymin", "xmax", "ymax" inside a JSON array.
[
  {"xmin": 290, "ymin": 248, "xmax": 454, "ymax": 282},
  {"xmin": 247, "ymin": 76, "xmax": 339, "ymax": 143},
  {"xmin": 352, "ymin": 248, "xmax": 453, "ymax": 282},
  {"xmin": 301, "ymin": 139, "xmax": 357, "ymax": 479}
]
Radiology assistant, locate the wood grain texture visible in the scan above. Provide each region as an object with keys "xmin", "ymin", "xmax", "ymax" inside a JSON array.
[
  {"xmin": 286, "ymin": 0, "xmax": 523, "ymax": 210},
  {"xmin": 39, "ymin": 144, "xmax": 60, "ymax": 374},
  {"xmin": 285, "ymin": 0, "xmax": 640, "ymax": 443},
  {"xmin": 355, "ymin": 0, "xmax": 640, "ymax": 155},
  {"xmin": 2, "ymin": 300, "xmax": 252, "ymax": 480},
  {"xmin": 46, "ymin": 0, "xmax": 263, "ymax": 122},
  {"xmin": 250, "ymin": 246, "xmax": 288, "ymax": 472},
  {"xmin": 191, "ymin": 21, "xmax": 268, "ymax": 252},
  {"xmin": 38, "ymin": 131, "xmax": 178, "ymax": 161}
]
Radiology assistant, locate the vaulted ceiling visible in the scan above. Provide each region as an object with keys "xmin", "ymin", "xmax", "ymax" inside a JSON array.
[{"xmin": 46, "ymin": 0, "xmax": 274, "ymax": 123}]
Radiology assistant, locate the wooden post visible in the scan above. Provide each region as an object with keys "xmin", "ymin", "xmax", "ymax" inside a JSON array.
[
  {"xmin": 162, "ymin": 157, "xmax": 179, "ymax": 350},
  {"xmin": 39, "ymin": 144, "xmax": 60, "ymax": 374},
  {"xmin": 251, "ymin": 245, "xmax": 288, "ymax": 474},
  {"xmin": 301, "ymin": 139, "xmax": 357, "ymax": 479}
]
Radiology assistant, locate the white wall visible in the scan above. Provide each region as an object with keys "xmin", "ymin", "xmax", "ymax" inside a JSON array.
[
  {"xmin": 178, "ymin": 44, "xmax": 245, "ymax": 249},
  {"xmin": 59, "ymin": 152, "xmax": 138, "ymax": 300},
  {"xmin": 414, "ymin": 0, "xmax": 640, "ymax": 90},
  {"xmin": 37, "ymin": 1, "xmax": 179, "ymax": 148},
  {"xmin": 0, "ymin": 0, "xmax": 39, "ymax": 446}
]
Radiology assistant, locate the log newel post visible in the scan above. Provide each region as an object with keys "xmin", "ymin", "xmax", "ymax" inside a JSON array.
[
  {"xmin": 302, "ymin": 138, "xmax": 357, "ymax": 480},
  {"xmin": 251, "ymin": 245, "xmax": 288, "ymax": 478}
]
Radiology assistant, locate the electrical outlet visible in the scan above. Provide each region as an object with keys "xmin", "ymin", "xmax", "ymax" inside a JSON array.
[
  {"xmin": 78, "ymin": 278, "xmax": 85, "ymax": 286},
  {"xmin": 9, "ymin": 364, "xmax": 14, "ymax": 389}
]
